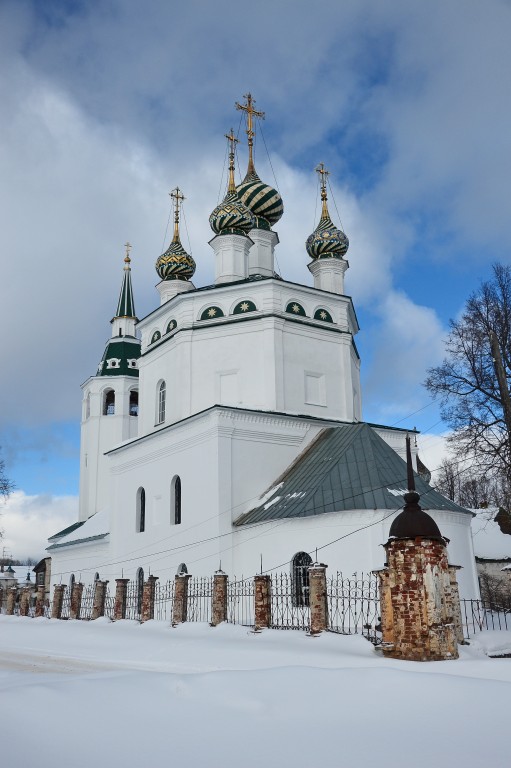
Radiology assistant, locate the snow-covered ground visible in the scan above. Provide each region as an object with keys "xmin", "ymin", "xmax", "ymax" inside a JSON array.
[{"xmin": 1, "ymin": 617, "xmax": 510, "ymax": 768}]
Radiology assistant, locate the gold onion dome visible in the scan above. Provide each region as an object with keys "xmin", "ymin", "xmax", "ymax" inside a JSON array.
[
  {"xmin": 209, "ymin": 130, "xmax": 256, "ymax": 237},
  {"xmin": 235, "ymin": 93, "xmax": 283, "ymax": 230},
  {"xmin": 156, "ymin": 187, "xmax": 196, "ymax": 280},
  {"xmin": 306, "ymin": 163, "xmax": 349, "ymax": 260}
]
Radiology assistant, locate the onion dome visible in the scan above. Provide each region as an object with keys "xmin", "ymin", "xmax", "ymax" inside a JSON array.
[
  {"xmin": 388, "ymin": 436, "xmax": 444, "ymax": 542},
  {"xmin": 209, "ymin": 130, "xmax": 256, "ymax": 237},
  {"xmin": 235, "ymin": 93, "xmax": 283, "ymax": 230},
  {"xmin": 156, "ymin": 187, "xmax": 196, "ymax": 280},
  {"xmin": 306, "ymin": 163, "xmax": 349, "ymax": 260}
]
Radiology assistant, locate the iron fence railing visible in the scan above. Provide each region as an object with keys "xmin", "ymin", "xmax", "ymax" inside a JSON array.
[
  {"xmin": 187, "ymin": 577, "xmax": 213, "ymax": 623},
  {"xmin": 80, "ymin": 584, "xmax": 95, "ymax": 620},
  {"xmin": 461, "ymin": 599, "xmax": 511, "ymax": 638},
  {"xmin": 327, "ymin": 572, "xmax": 381, "ymax": 645},
  {"xmin": 61, "ymin": 586, "xmax": 71, "ymax": 619},
  {"xmin": 154, "ymin": 579, "xmax": 175, "ymax": 621},
  {"xmin": 270, "ymin": 572, "xmax": 310, "ymax": 630},
  {"xmin": 227, "ymin": 577, "xmax": 254, "ymax": 626},
  {"xmin": 125, "ymin": 580, "xmax": 143, "ymax": 621}
]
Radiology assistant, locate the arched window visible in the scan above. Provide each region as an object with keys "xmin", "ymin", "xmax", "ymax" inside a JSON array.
[
  {"xmin": 171, "ymin": 475, "xmax": 182, "ymax": 525},
  {"xmin": 157, "ymin": 381, "xmax": 166, "ymax": 424},
  {"xmin": 286, "ymin": 301, "xmax": 307, "ymax": 317},
  {"xmin": 177, "ymin": 563, "xmax": 188, "ymax": 575},
  {"xmin": 136, "ymin": 567, "xmax": 144, "ymax": 614},
  {"xmin": 136, "ymin": 487, "xmax": 146, "ymax": 532},
  {"xmin": 103, "ymin": 388, "xmax": 115, "ymax": 415},
  {"xmin": 129, "ymin": 389, "xmax": 139, "ymax": 416},
  {"xmin": 291, "ymin": 552, "xmax": 312, "ymax": 607}
]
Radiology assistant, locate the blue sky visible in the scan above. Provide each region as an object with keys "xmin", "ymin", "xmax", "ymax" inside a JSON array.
[{"xmin": 1, "ymin": 0, "xmax": 511, "ymax": 556}]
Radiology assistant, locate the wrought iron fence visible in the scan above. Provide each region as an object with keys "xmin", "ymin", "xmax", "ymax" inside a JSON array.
[
  {"xmin": 461, "ymin": 599, "xmax": 511, "ymax": 638},
  {"xmin": 270, "ymin": 572, "xmax": 310, "ymax": 630},
  {"xmin": 187, "ymin": 576, "xmax": 213, "ymax": 623},
  {"xmin": 327, "ymin": 572, "xmax": 381, "ymax": 644},
  {"xmin": 227, "ymin": 577, "xmax": 254, "ymax": 626},
  {"xmin": 80, "ymin": 584, "xmax": 95, "ymax": 620},
  {"xmin": 125, "ymin": 579, "xmax": 143, "ymax": 621},
  {"xmin": 104, "ymin": 587, "xmax": 115, "ymax": 619},
  {"xmin": 61, "ymin": 586, "xmax": 71, "ymax": 619},
  {"xmin": 154, "ymin": 579, "xmax": 175, "ymax": 621}
]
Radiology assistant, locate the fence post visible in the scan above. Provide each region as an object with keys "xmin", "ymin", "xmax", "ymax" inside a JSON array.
[
  {"xmin": 35, "ymin": 585, "xmax": 46, "ymax": 618},
  {"xmin": 308, "ymin": 563, "xmax": 328, "ymax": 634},
  {"xmin": 114, "ymin": 578, "xmax": 129, "ymax": 620},
  {"xmin": 0, "ymin": 586, "xmax": 3, "ymax": 612},
  {"xmin": 172, "ymin": 573, "xmax": 191, "ymax": 625},
  {"xmin": 141, "ymin": 576, "xmax": 158, "ymax": 622},
  {"xmin": 70, "ymin": 582, "xmax": 84, "ymax": 620},
  {"xmin": 6, "ymin": 587, "xmax": 17, "ymax": 615},
  {"xmin": 211, "ymin": 570, "xmax": 228, "ymax": 626},
  {"xmin": 19, "ymin": 587, "xmax": 31, "ymax": 617},
  {"xmin": 254, "ymin": 575, "xmax": 271, "ymax": 630},
  {"xmin": 92, "ymin": 580, "xmax": 109, "ymax": 620},
  {"xmin": 52, "ymin": 584, "xmax": 66, "ymax": 619}
]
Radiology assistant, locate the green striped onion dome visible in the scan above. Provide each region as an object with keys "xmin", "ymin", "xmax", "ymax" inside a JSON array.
[
  {"xmin": 236, "ymin": 169, "xmax": 283, "ymax": 230},
  {"xmin": 306, "ymin": 211, "xmax": 349, "ymax": 260},
  {"xmin": 209, "ymin": 190, "xmax": 256, "ymax": 236},
  {"xmin": 156, "ymin": 238, "xmax": 196, "ymax": 281}
]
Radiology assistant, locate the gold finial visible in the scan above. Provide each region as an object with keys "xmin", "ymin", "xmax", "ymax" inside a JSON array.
[
  {"xmin": 315, "ymin": 163, "xmax": 330, "ymax": 218},
  {"xmin": 225, "ymin": 129, "xmax": 239, "ymax": 194},
  {"xmin": 124, "ymin": 241, "xmax": 132, "ymax": 267},
  {"xmin": 170, "ymin": 187, "xmax": 186, "ymax": 241},
  {"xmin": 235, "ymin": 92, "xmax": 265, "ymax": 175}
]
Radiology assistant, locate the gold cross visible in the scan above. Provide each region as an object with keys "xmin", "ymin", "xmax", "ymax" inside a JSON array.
[
  {"xmin": 170, "ymin": 187, "xmax": 185, "ymax": 240},
  {"xmin": 236, "ymin": 93, "xmax": 265, "ymax": 170},
  {"xmin": 124, "ymin": 241, "xmax": 132, "ymax": 265},
  {"xmin": 315, "ymin": 163, "xmax": 330, "ymax": 203},
  {"xmin": 225, "ymin": 129, "xmax": 239, "ymax": 193}
]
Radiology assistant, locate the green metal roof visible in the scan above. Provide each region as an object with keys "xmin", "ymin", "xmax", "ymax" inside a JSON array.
[
  {"xmin": 48, "ymin": 520, "xmax": 85, "ymax": 541},
  {"xmin": 115, "ymin": 261, "xmax": 136, "ymax": 319},
  {"xmin": 97, "ymin": 337, "xmax": 140, "ymax": 377},
  {"xmin": 234, "ymin": 423, "xmax": 470, "ymax": 526}
]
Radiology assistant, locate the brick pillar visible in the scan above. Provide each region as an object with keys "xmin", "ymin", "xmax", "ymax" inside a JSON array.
[
  {"xmin": 114, "ymin": 578, "xmax": 129, "ymax": 620},
  {"xmin": 172, "ymin": 573, "xmax": 191, "ymax": 625},
  {"xmin": 141, "ymin": 576, "xmax": 158, "ymax": 622},
  {"xmin": 254, "ymin": 575, "xmax": 271, "ymax": 630},
  {"xmin": 70, "ymin": 582, "xmax": 84, "ymax": 620},
  {"xmin": 92, "ymin": 580, "xmax": 109, "ymax": 620},
  {"xmin": 19, "ymin": 587, "xmax": 31, "ymax": 617},
  {"xmin": 52, "ymin": 584, "xmax": 66, "ymax": 619},
  {"xmin": 376, "ymin": 568, "xmax": 394, "ymax": 648},
  {"xmin": 0, "ymin": 586, "xmax": 3, "ymax": 612},
  {"xmin": 211, "ymin": 570, "xmax": 228, "ymax": 626},
  {"xmin": 448, "ymin": 565, "xmax": 465, "ymax": 645},
  {"xmin": 35, "ymin": 585, "xmax": 46, "ymax": 618},
  {"xmin": 6, "ymin": 587, "xmax": 17, "ymax": 615},
  {"xmin": 381, "ymin": 538, "xmax": 458, "ymax": 661},
  {"xmin": 308, "ymin": 563, "xmax": 328, "ymax": 634}
]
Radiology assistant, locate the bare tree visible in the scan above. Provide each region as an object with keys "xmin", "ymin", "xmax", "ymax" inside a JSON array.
[
  {"xmin": 0, "ymin": 450, "xmax": 14, "ymax": 500},
  {"xmin": 425, "ymin": 264, "xmax": 511, "ymax": 477}
]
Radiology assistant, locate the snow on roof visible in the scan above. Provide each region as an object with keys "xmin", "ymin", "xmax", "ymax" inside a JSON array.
[
  {"xmin": 46, "ymin": 510, "xmax": 109, "ymax": 550},
  {"xmin": 471, "ymin": 508, "xmax": 511, "ymax": 560}
]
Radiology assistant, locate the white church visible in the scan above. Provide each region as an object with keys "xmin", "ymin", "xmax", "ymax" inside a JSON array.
[{"xmin": 46, "ymin": 95, "xmax": 480, "ymax": 599}]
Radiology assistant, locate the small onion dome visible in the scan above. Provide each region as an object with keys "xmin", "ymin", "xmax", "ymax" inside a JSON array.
[
  {"xmin": 388, "ymin": 491, "xmax": 444, "ymax": 541},
  {"xmin": 156, "ymin": 237, "xmax": 196, "ymax": 281},
  {"xmin": 209, "ymin": 189, "xmax": 256, "ymax": 237},
  {"xmin": 236, "ymin": 168, "xmax": 284, "ymax": 230},
  {"xmin": 306, "ymin": 209, "xmax": 349, "ymax": 260}
]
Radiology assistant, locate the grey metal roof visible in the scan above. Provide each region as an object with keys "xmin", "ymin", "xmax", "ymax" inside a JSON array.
[{"xmin": 234, "ymin": 423, "xmax": 470, "ymax": 526}]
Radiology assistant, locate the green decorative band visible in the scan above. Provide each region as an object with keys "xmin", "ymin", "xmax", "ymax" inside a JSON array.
[
  {"xmin": 200, "ymin": 306, "xmax": 225, "ymax": 321},
  {"xmin": 209, "ymin": 191, "xmax": 255, "ymax": 236},
  {"xmin": 306, "ymin": 214, "xmax": 349, "ymax": 260},
  {"xmin": 286, "ymin": 301, "xmax": 307, "ymax": 317},
  {"xmin": 156, "ymin": 241, "xmax": 196, "ymax": 281},
  {"xmin": 232, "ymin": 300, "xmax": 257, "ymax": 315},
  {"xmin": 314, "ymin": 308, "xmax": 333, "ymax": 323}
]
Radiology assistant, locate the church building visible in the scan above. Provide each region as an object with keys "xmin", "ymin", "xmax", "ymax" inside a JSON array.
[{"xmin": 47, "ymin": 95, "xmax": 480, "ymax": 599}]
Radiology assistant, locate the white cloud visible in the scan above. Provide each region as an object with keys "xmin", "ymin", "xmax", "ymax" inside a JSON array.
[{"xmin": 0, "ymin": 490, "xmax": 78, "ymax": 561}]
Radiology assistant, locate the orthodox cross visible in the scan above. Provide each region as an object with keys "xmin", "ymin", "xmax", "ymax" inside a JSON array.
[
  {"xmin": 315, "ymin": 163, "xmax": 330, "ymax": 216},
  {"xmin": 236, "ymin": 93, "xmax": 264, "ymax": 171},
  {"xmin": 124, "ymin": 241, "xmax": 132, "ymax": 266},
  {"xmin": 225, "ymin": 129, "xmax": 239, "ymax": 192},
  {"xmin": 170, "ymin": 187, "xmax": 185, "ymax": 239}
]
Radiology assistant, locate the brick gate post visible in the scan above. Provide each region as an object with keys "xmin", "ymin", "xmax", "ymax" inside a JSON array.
[
  {"xmin": 52, "ymin": 584, "xmax": 66, "ymax": 619},
  {"xmin": 70, "ymin": 582, "xmax": 84, "ymax": 620},
  {"xmin": 172, "ymin": 573, "xmax": 191, "ymax": 625},
  {"xmin": 254, "ymin": 575, "xmax": 271, "ymax": 630},
  {"xmin": 308, "ymin": 563, "xmax": 328, "ymax": 634},
  {"xmin": 211, "ymin": 570, "xmax": 228, "ymax": 626},
  {"xmin": 114, "ymin": 578, "xmax": 129, "ymax": 620},
  {"xmin": 141, "ymin": 576, "xmax": 158, "ymax": 622},
  {"xmin": 35, "ymin": 585, "xmax": 46, "ymax": 618},
  {"xmin": 92, "ymin": 580, "xmax": 109, "ymax": 620}
]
